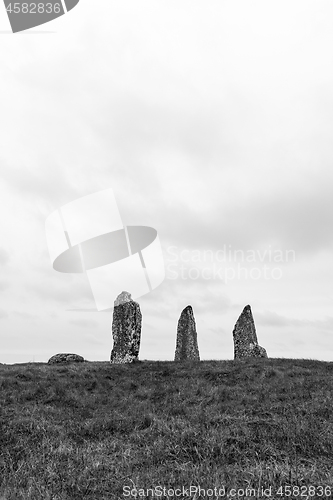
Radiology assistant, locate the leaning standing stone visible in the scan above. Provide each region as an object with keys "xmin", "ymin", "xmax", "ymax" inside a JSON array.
[
  {"xmin": 110, "ymin": 291, "xmax": 142, "ymax": 364},
  {"xmin": 232, "ymin": 305, "xmax": 268, "ymax": 359},
  {"xmin": 174, "ymin": 305, "xmax": 200, "ymax": 361}
]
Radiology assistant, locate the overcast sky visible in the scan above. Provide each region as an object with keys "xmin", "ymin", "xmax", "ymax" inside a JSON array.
[{"xmin": 1, "ymin": 0, "xmax": 333, "ymax": 364}]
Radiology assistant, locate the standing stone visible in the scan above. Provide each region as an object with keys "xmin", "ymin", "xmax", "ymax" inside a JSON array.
[
  {"xmin": 110, "ymin": 291, "xmax": 142, "ymax": 364},
  {"xmin": 232, "ymin": 305, "xmax": 268, "ymax": 359},
  {"xmin": 174, "ymin": 305, "xmax": 200, "ymax": 361}
]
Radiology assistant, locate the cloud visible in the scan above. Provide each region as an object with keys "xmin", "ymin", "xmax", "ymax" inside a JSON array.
[
  {"xmin": 0, "ymin": 309, "xmax": 9, "ymax": 319},
  {"xmin": 12, "ymin": 311, "xmax": 37, "ymax": 320},
  {"xmin": 0, "ymin": 281, "xmax": 9, "ymax": 292},
  {"xmin": 256, "ymin": 309, "xmax": 333, "ymax": 332},
  {"xmin": 256, "ymin": 310, "xmax": 305, "ymax": 328},
  {"xmin": 27, "ymin": 273, "xmax": 95, "ymax": 306},
  {"xmin": 1, "ymin": 162, "xmax": 81, "ymax": 214},
  {"xmin": 148, "ymin": 173, "xmax": 333, "ymax": 261},
  {"xmin": 68, "ymin": 319, "xmax": 99, "ymax": 328},
  {"xmin": 0, "ymin": 248, "xmax": 10, "ymax": 266}
]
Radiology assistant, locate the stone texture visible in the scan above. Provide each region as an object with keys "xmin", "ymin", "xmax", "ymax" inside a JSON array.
[
  {"xmin": 48, "ymin": 353, "xmax": 85, "ymax": 364},
  {"xmin": 174, "ymin": 305, "xmax": 200, "ymax": 361},
  {"xmin": 247, "ymin": 343, "xmax": 268, "ymax": 358},
  {"xmin": 232, "ymin": 305, "xmax": 268, "ymax": 359},
  {"xmin": 114, "ymin": 290, "xmax": 133, "ymax": 306},
  {"xmin": 110, "ymin": 291, "xmax": 142, "ymax": 364}
]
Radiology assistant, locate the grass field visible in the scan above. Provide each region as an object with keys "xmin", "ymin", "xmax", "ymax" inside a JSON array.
[{"xmin": 0, "ymin": 358, "xmax": 332, "ymax": 499}]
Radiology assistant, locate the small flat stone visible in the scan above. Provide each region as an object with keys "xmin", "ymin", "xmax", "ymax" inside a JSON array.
[{"xmin": 48, "ymin": 353, "xmax": 85, "ymax": 364}]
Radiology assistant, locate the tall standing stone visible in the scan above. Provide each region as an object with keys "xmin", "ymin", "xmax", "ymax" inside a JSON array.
[
  {"xmin": 174, "ymin": 305, "xmax": 200, "ymax": 361},
  {"xmin": 110, "ymin": 291, "xmax": 142, "ymax": 364},
  {"xmin": 232, "ymin": 305, "xmax": 268, "ymax": 359}
]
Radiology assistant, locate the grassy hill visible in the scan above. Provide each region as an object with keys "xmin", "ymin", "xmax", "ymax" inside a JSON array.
[{"xmin": 0, "ymin": 358, "xmax": 332, "ymax": 499}]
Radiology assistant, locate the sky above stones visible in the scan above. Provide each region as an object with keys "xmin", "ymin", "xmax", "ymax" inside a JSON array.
[{"xmin": 1, "ymin": 0, "xmax": 333, "ymax": 363}]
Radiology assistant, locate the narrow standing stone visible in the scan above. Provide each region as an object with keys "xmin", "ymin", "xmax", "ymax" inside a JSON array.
[
  {"xmin": 110, "ymin": 291, "xmax": 142, "ymax": 364},
  {"xmin": 232, "ymin": 305, "xmax": 268, "ymax": 359},
  {"xmin": 174, "ymin": 305, "xmax": 200, "ymax": 361}
]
